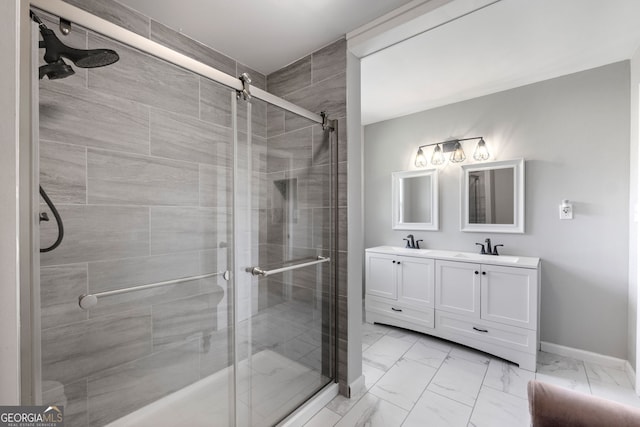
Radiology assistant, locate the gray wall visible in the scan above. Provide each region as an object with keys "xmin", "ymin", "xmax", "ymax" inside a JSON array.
[{"xmin": 364, "ymin": 61, "xmax": 631, "ymax": 359}]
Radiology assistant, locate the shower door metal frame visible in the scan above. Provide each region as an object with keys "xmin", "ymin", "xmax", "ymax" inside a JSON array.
[{"xmin": 29, "ymin": 0, "xmax": 324, "ymax": 126}]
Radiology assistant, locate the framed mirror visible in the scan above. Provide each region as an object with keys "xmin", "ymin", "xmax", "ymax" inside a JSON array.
[
  {"xmin": 392, "ymin": 169, "xmax": 439, "ymax": 230},
  {"xmin": 461, "ymin": 158, "xmax": 525, "ymax": 233}
]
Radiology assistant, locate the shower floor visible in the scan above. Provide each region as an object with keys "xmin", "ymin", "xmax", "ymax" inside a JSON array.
[{"xmin": 106, "ymin": 349, "xmax": 326, "ymax": 427}]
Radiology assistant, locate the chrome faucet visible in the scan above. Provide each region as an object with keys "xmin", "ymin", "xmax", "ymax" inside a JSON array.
[{"xmin": 404, "ymin": 234, "xmax": 416, "ymax": 249}]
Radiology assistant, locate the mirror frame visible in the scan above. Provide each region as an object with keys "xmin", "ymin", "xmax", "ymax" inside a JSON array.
[
  {"xmin": 460, "ymin": 158, "xmax": 525, "ymax": 233},
  {"xmin": 392, "ymin": 169, "xmax": 439, "ymax": 231}
]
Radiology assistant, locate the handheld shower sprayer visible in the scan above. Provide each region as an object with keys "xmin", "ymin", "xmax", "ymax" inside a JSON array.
[{"xmin": 31, "ymin": 10, "xmax": 120, "ymax": 80}]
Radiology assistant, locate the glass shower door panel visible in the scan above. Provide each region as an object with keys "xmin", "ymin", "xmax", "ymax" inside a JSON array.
[
  {"xmin": 234, "ymin": 101, "xmax": 335, "ymax": 427},
  {"xmin": 37, "ymin": 17, "xmax": 236, "ymax": 424}
]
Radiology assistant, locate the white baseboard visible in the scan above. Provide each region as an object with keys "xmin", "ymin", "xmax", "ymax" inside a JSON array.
[
  {"xmin": 349, "ymin": 374, "xmax": 366, "ymax": 398},
  {"xmin": 540, "ymin": 341, "xmax": 627, "ymax": 369}
]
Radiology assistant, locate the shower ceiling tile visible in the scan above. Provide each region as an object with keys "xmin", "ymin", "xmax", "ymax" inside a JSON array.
[
  {"xmin": 87, "ymin": 33, "xmax": 199, "ymax": 118},
  {"xmin": 87, "ymin": 149, "xmax": 199, "ymax": 206}
]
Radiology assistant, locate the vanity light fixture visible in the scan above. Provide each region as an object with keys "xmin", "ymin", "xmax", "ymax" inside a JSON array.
[
  {"xmin": 473, "ymin": 137, "xmax": 490, "ymax": 161},
  {"xmin": 414, "ymin": 147, "xmax": 428, "ymax": 168},
  {"xmin": 414, "ymin": 136, "xmax": 488, "ymax": 168},
  {"xmin": 430, "ymin": 144, "xmax": 445, "ymax": 165}
]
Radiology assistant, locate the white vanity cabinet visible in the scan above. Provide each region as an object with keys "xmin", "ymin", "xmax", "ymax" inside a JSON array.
[
  {"xmin": 365, "ymin": 246, "xmax": 540, "ymax": 371},
  {"xmin": 365, "ymin": 251, "xmax": 435, "ymax": 333}
]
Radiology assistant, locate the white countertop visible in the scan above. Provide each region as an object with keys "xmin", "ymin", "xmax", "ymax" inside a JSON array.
[{"xmin": 366, "ymin": 246, "xmax": 540, "ymax": 269}]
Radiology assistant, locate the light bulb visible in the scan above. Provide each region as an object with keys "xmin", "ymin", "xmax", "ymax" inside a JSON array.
[
  {"xmin": 415, "ymin": 147, "xmax": 427, "ymax": 168},
  {"xmin": 431, "ymin": 144, "xmax": 445, "ymax": 165},
  {"xmin": 450, "ymin": 142, "xmax": 466, "ymax": 163},
  {"xmin": 473, "ymin": 138, "xmax": 490, "ymax": 161}
]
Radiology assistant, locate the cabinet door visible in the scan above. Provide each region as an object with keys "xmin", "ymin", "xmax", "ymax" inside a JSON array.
[
  {"xmin": 398, "ymin": 256, "xmax": 434, "ymax": 307},
  {"xmin": 366, "ymin": 252, "xmax": 398, "ymax": 299},
  {"xmin": 481, "ymin": 264, "xmax": 537, "ymax": 330},
  {"xmin": 435, "ymin": 260, "xmax": 480, "ymax": 318}
]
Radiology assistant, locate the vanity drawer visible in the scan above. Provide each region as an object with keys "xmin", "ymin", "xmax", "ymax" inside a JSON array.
[
  {"xmin": 367, "ymin": 297, "xmax": 434, "ymax": 328},
  {"xmin": 435, "ymin": 310, "xmax": 536, "ymax": 354}
]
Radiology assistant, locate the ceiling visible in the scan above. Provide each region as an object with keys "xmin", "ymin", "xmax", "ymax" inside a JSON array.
[
  {"xmin": 360, "ymin": 0, "xmax": 640, "ymax": 124},
  {"xmin": 116, "ymin": 0, "xmax": 640, "ymax": 125},
  {"xmin": 116, "ymin": 0, "xmax": 415, "ymax": 74}
]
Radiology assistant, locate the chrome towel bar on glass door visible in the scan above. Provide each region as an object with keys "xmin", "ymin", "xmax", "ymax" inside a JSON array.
[
  {"xmin": 78, "ymin": 270, "xmax": 230, "ymax": 310},
  {"xmin": 247, "ymin": 256, "xmax": 330, "ymax": 277}
]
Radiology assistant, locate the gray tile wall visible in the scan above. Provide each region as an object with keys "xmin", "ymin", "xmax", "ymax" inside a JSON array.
[
  {"xmin": 266, "ymin": 38, "xmax": 349, "ymax": 394},
  {"xmin": 41, "ymin": 2, "xmax": 267, "ymax": 425}
]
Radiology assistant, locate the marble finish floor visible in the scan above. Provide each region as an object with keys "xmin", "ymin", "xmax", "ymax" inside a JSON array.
[{"xmin": 304, "ymin": 322, "xmax": 640, "ymax": 427}]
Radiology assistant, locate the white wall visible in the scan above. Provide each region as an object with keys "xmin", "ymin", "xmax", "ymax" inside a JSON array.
[
  {"xmin": 630, "ymin": 46, "xmax": 640, "ymax": 377},
  {"xmin": 364, "ymin": 62, "xmax": 631, "ymax": 359},
  {"xmin": 346, "ymin": 51, "xmax": 363, "ymax": 389},
  {"xmin": 0, "ymin": 0, "xmax": 21, "ymax": 404}
]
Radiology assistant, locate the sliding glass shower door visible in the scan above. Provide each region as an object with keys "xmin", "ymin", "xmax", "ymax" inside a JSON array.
[
  {"xmin": 35, "ymin": 9, "xmax": 335, "ymax": 425},
  {"xmin": 233, "ymin": 99, "xmax": 335, "ymax": 426}
]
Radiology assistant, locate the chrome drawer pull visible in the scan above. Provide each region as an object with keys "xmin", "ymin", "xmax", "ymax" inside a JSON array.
[
  {"xmin": 473, "ymin": 326, "xmax": 489, "ymax": 333},
  {"xmin": 391, "ymin": 307, "xmax": 403, "ymax": 312}
]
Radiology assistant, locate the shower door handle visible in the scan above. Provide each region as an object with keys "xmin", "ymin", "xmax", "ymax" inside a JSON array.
[{"xmin": 247, "ymin": 256, "xmax": 330, "ymax": 277}]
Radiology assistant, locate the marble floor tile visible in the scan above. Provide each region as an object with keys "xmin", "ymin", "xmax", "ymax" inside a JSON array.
[
  {"xmin": 403, "ymin": 339, "xmax": 449, "ymax": 369},
  {"xmin": 585, "ymin": 362, "xmax": 633, "ymax": 388},
  {"xmin": 362, "ymin": 362, "xmax": 386, "ymax": 390},
  {"xmin": 361, "ymin": 322, "xmax": 388, "ymax": 347},
  {"xmin": 334, "ymin": 393, "xmax": 407, "ymax": 427},
  {"xmin": 483, "ymin": 359, "xmax": 535, "ymax": 399},
  {"xmin": 402, "ymin": 390, "xmax": 471, "ymax": 427},
  {"xmin": 427, "ymin": 354, "xmax": 488, "ymax": 407},
  {"xmin": 362, "ymin": 335, "xmax": 413, "ymax": 372},
  {"xmin": 469, "ymin": 386, "xmax": 530, "ymax": 427},
  {"xmin": 589, "ymin": 381, "xmax": 640, "ymax": 408},
  {"xmin": 449, "ymin": 344, "xmax": 492, "ymax": 365},
  {"xmin": 325, "ymin": 394, "xmax": 360, "ymax": 417},
  {"xmin": 369, "ymin": 358, "xmax": 437, "ymax": 410},
  {"xmin": 303, "ymin": 408, "xmax": 341, "ymax": 427},
  {"xmin": 385, "ymin": 327, "xmax": 422, "ymax": 345},
  {"xmin": 536, "ymin": 352, "xmax": 591, "ymax": 394}
]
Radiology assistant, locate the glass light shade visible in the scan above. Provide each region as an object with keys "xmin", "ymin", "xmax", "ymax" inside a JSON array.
[
  {"xmin": 473, "ymin": 138, "xmax": 490, "ymax": 161},
  {"xmin": 431, "ymin": 144, "xmax": 445, "ymax": 165},
  {"xmin": 450, "ymin": 142, "xmax": 466, "ymax": 163},
  {"xmin": 415, "ymin": 148, "xmax": 427, "ymax": 168}
]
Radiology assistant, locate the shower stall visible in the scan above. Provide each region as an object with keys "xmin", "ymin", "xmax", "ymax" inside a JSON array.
[{"xmin": 31, "ymin": 2, "xmax": 339, "ymax": 426}]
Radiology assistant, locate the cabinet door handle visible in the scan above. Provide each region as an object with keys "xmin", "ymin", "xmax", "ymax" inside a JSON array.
[
  {"xmin": 473, "ymin": 326, "xmax": 489, "ymax": 333},
  {"xmin": 474, "ymin": 271, "xmax": 479, "ymax": 275},
  {"xmin": 391, "ymin": 307, "xmax": 403, "ymax": 312},
  {"xmin": 392, "ymin": 260, "xmax": 396, "ymax": 264},
  {"xmin": 397, "ymin": 262, "xmax": 401, "ymax": 265},
  {"xmin": 482, "ymin": 271, "xmax": 486, "ymax": 275}
]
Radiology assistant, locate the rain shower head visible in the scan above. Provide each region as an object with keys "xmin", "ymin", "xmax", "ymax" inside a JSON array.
[
  {"xmin": 31, "ymin": 10, "xmax": 119, "ymax": 80},
  {"xmin": 39, "ymin": 28, "xmax": 120, "ymax": 68}
]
